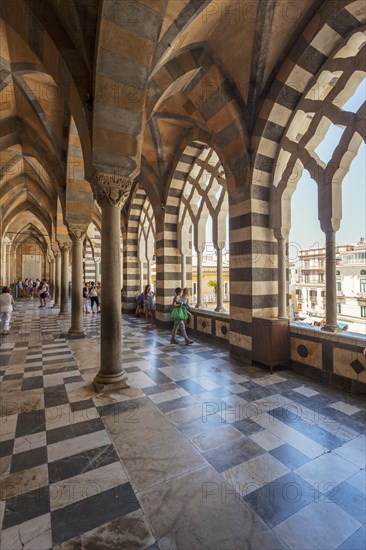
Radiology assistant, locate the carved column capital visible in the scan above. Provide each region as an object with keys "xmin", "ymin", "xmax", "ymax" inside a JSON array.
[
  {"xmin": 91, "ymin": 173, "xmax": 133, "ymax": 208},
  {"xmin": 67, "ymin": 224, "xmax": 88, "ymax": 242},
  {"xmin": 59, "ymin": 242, "xmax": 72, "ymax": 253}
]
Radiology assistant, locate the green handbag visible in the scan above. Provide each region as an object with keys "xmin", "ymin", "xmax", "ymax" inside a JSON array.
[{"xmin": 170, "ymin": 305, "xmax": 188, "ymax": 321}]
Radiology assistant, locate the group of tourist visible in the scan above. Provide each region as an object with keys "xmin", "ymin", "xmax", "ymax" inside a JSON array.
[
  {"xmin": 83, "ymin": 281, "xmax": 101, "ymax": 313},
  {"xmin": 135, "ymin": 284, "xmax": 156, "ymax": 321}
]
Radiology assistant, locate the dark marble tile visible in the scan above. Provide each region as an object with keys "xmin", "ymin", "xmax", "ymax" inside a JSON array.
[
  {"xmin": 337, "ymin": 525, "xmax": 366, "ymax": 550},
  {"xmin": 269, "ymin": 444, "xmax": 311, "ymax": 470},
  {"xmin": 244, "ymin": 471, "xmax": 315, "ymax": 528},
  {"xmin": 45, "ymin": 366, "xmax": 78, "ymax": 375},
  {"xmin": 143, "ymin": 383, "xmax": 177, "ymax": 396},
  {"xmin": 0, "ymin": 438, "xmax": 14, "ymax": 457},
  {"xmin": 239, "ymin": 387, "xmax": 274, "ymax": 402},
  {"xmin": 64, "ymin": 375, "xmax": 83, "ymax": 383},
  {"xmin": 48, "ymin": 444, "xmax": 119, "ymax": 484},
  {"xmin": 3, "ymin": 486, "xmax": 50, "ymax": 529},
  {"xmin": 21, "ymin": 376, "xmax": 43, "ymax": 391},
  {"xmin": 24, "ymin": 366, "xmax": 43, "ymax": 372},
  {"xmin": 11, "ymin": 445, "xmax": 48, "ymax": 473},
  {"xmin": 15, "ymin": 409, "xmax": 46, "ymax": 437},
  {"xmin": 44, "ymin": 384, "xmax": 69, "ymax": 408},
  {"xmin": 124, "ymin": 366, "xmax": 142, "ymax": 373},
  {"xmin": 176, "ymin": 379, "xmax": 206, "ymax": 394},
  {"xmin": 231, "ymin": 418, "xmax": 264, "ymax": 436},
  {"xmin": 3, "ymin": 373, "xmax": 23, "ymax": 381},
  {"xmin": 47, "ymin": 417, "xmax": 105, "ymax": 445},
  {"xmin": 143, "ymin": 369, "xmax": 173, "ymax": 385},
  {"xmin": 156, "ymin": 395, "xmax": 200, "ymax": 413},
  {"xmin": 269, "ymin": 407, "xmax": 346, "ymax": 450},
  {"xmin": 325, "ymin": 480, "xmax": 366, "ymax": 524},
  {"xmin": 203, "ymin": 436, "xmax": 264, "ymax": 472},
  {"xmin": 69, "ymin": 398, "xmax": 95, "ymax": 412},
  {"xmin": 178, "ymin": 413, "xmax": 226, "ymax": 438},
  {"xmin": 51, "ymin": 483, "xmax": 140, "ymax": 545}
]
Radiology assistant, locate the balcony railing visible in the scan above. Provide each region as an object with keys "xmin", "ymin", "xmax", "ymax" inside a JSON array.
[{"xmin": 356, "ymin": 292, "xmax": 366, "ymax": 301}]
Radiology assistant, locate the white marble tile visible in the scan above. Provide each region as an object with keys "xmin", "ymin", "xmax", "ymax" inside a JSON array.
[
  {"xmin": 225, "ymin": 383, "xmax": 248, "ymax": 394},
  {"xmin": 220, "ymin": 371, "xmax": 249, "ymax": 383},
  {"xmin": 13, "ymin": 431, "xmax": 47, "ymax": 454},
  {"xmin": 125, "ymin": 371, "xmax": 157, "ymax": 389},
  {"xmin": 50, "ymin": 462, "xmax": 128, "ymax": 511},
  {"xmin": 333, "ymin": 435, "xmax": 366, "ymax": 468},
  {"xmin": 191, "ymin": 376, "xmax": 221, "ymax": 391},
  {"xmin": 0, "ymin": 513, "xmax": 52, "ymax": 550},
  {"xmin": 295, "ymin": 451, "xmax": 360, "ymax": 491},
  {"xmin": 222, "ymin": 453, "xmax": 290, "ymax": 496},
  {"xmin": 48, "ymin": 430, "xmax": 111, "ymax": 462},
  {"xmin": 292, "ymin": 386, "xmax": 319, "ymax": 397},
  {"xmin": 249, "ymin": 429, "xmax": 285, "ymax": 451},
  {"xmin": 149, "ymin": 389, "xmax": 185, "ymax": 404},
  {"xmin": 274, "ymin": 502, "xmax": 361, "ymax": 550},
  {"xmin": 255, "ymin": 374, "xmax": 288, "ymax": 386},
  {"xmin": 328, "ymin": 401, "xmax": 361, "ymax": 416}
]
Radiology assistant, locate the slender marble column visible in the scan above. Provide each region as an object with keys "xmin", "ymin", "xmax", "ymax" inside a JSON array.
[
  {"xmin": 91, "ymin": 173, "xmax": 132, "ymax": 391},
  {"xmin": 181, "ymin": 254, "xmax": 186, "ymax": 289},
  {"xmin": 68, "ymin": 227, "xmax": 87, "ymax": 337},
  {"xmin": 147, "ymin": 259, "xmax": 152, "ymax": 284},
  {"xmin": 277, "ymin": 236, "xmax": 287, "ymax": 318},
  {"xmin": 59, "ymin": 243, "xmax": 71, "ymax": 316},
  {"xmin": 140, "ymin": 260, "xmax": 144, "ymax": 291},
  {"xmin": 6, "ymin": 244, "xmax": 11, "ymax": 285},
  {"xmin": 196, "ymin": 249, "xmax": 203, "ymax": 307},
  {"xmin": 215, "ymin": 247, "xmax": 226, "ymax": 312},
  {"xmin": 54, "ymin": 253, "xmax": 61, "ymax": 307},
  {"xmin": 322, "ymin": 229, "xmax": 339, "ymax": 332}
]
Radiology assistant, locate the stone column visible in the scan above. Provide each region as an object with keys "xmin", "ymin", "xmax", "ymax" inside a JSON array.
[
  {"xmin": 6, "ymin": 244, "xmax": 11, "ymax": 285},
  {"xmin": 59, "ymin": 242, "xmax": 71, "ymax": 316},
  {"xmin": 68, "ymin": 226, "xmax": 87, "ymax": 337},
  {"xmin": 277, "ymin": 237, "xmax": 287, "ymax": 318},
  {"xmin": 54, "ymin": 252, "xmax": 61, "ymax": 307},
  {"xmin": 196, "ymin": 249, "xmax": 204, "ymax": 307},
  {"xmin": 181, "ymin": 254, "xmax": 186, "ymax": 288},
  {"xmin": 147, "ymin": 259, "xmax": 152, "ymax": 284},
  {"xmin": 322, "ymin": 229, "xmax": 339, "ymax": 332},
  {"xmin": 95, "ymin": 258, "xmax": 101, "ymax": 283},
  {"xmin": 215, "ymin": 247, "xmax": 226, "ymax": 312},
  {"xmin": 140, "ymin": 260, "xmax": 144, "ymax": 292},
  {"xmin": 49, "ymin": 258, "xmax": 55, "ymax": 301},
  {"xmin": 91, "ymin": 173, "xmax": 132, "ymax": 391}
]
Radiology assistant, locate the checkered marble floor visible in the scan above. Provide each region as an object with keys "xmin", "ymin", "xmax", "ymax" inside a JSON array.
[{"xmin": 0, "ymin": 299, "xmax": 365, "ymax": 549}]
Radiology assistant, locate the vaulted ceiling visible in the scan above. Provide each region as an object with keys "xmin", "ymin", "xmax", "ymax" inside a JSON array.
[{"xmin": 1, "ymin": 0, "xmax": 365, "ymax": 245}]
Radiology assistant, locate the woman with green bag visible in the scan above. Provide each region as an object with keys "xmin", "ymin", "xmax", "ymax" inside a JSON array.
[{"xmin": 170, "ymin": 287, "xmax": 194, "ymax": 345}]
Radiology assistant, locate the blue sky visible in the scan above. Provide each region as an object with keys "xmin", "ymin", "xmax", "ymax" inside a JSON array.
[{"xmin": 290, "ymin": 81, "xmax": 366, "ymax": 252}]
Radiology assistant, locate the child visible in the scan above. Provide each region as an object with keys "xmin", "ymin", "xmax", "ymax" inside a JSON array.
[
  {"xmin": 0, "ymin": 286, "xmax": 15, "ymax": 335},
  {"xmin": 171, "ymin": 287, "xmax": 193, "ymax": 345}
]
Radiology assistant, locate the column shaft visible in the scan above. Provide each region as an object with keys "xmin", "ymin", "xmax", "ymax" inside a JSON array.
[
  {"xmin": 140, "ymin": 260, "xmax": 144, "ymax": 292},
  {"xmin": 54, "ymin": 255, "xmax": 61, "ymax": 307},
  {"xmin": 278, "ymin": 237, "xmax": 287, "ymax": 318},
  {"xmin": 322, "ymin": 230, "xmax": 339, "ymax": 332},
  {"xmin": 59, "ymin": 246, "xmax": 70, "ymax": 315},
  {"xmin": 181, "ymin": 254, "xmax": 186, "ymax": 289},
  {"xmin": 196, "ymin": 250, "xmax": 203, "ymax": 307},
  {"xmin": 147, "ymin": 259, "xmax": 152, "ymax": 284},
  {"xmin": 6, "ymin": 245, "xmax": 11, "ymax": 285},
  {"xmin": 68, "ymin": 239, "xmax": 85, "ymax": 336},
  {"xmin": 215, "ymin": 248, "xmax": 225, "ymax": 312},
  {"xmin": 94, "ymin": 205, "xmax": 128, "ymax": 389}
]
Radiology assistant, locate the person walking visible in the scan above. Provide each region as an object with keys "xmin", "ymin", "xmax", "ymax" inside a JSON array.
[
  {"xmin": 17, "ymin": 278, "xmax": 23, "ymax": 298},
  {"xmin": 38, "ymin": 279, "xmax": 49, "ymax": 307},
  {"xmin": 1, "ymin": 286, "xmax": 15, "ymax": 335},
  {"xmin": 170, "ymin": 287, "xmax": 193, "ymax": 345},
  {"xmin": 83, "ymin": 282, "xmax": 91, "ymax": 313},
  {"xmin": 182, "ymin": 287, "xmax": 193, "ymax": 325},
  {"xmin": 89, "ymin": 281, "xmax": 100, "ymax": 313}
]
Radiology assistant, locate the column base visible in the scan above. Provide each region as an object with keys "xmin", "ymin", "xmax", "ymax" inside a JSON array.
[
  {"xmin": 68, "ymin": 328, "xmax": 86, "ymax": 339},
  {"xmin": 214, "ymin": 306, "xmax": 226, "ymax": 313},
  {"xmin": 58, "ymin": 311, "xmax": 70, "ymax": 317},
  {"xmin": 93, "ymin": 371, "xmax": 130, "ymax": 393},
  {"xmin": 321, "ymin": 323, "xmax": 340, "ymax": 333}
]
